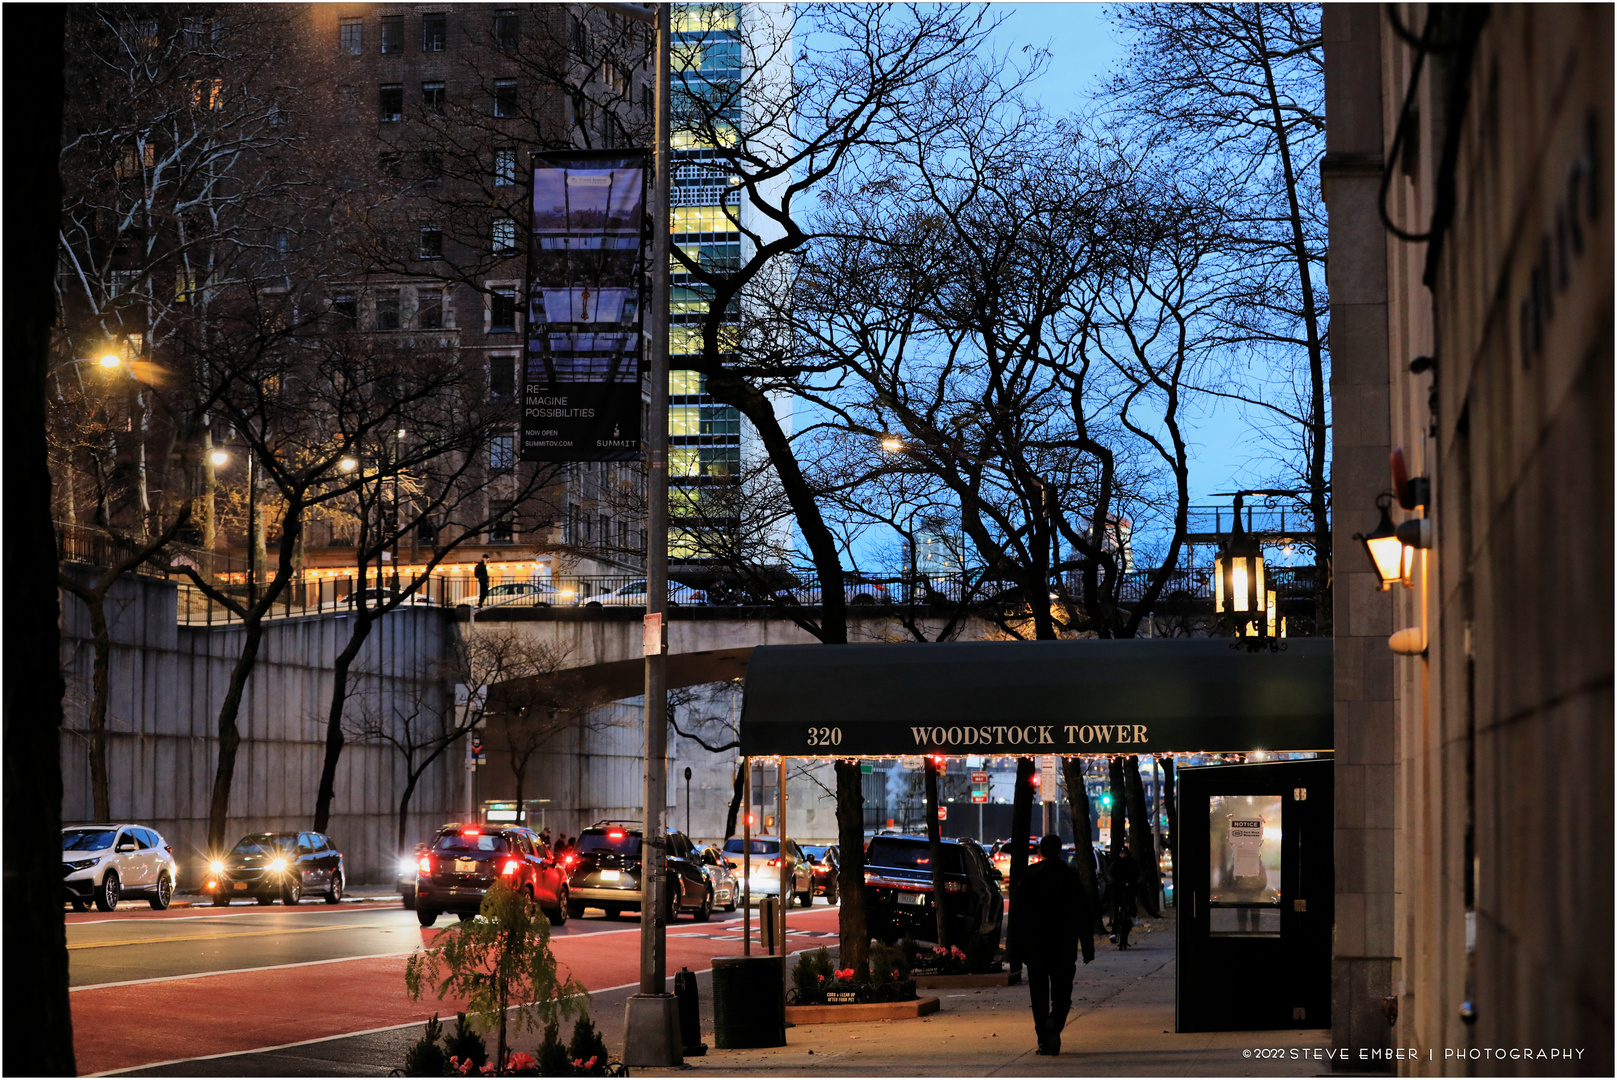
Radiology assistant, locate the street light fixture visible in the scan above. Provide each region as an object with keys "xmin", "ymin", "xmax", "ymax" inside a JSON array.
[
  {"xmin": 210, "ymin": 449, "xmax": 229, "ymax": 467},
  {"xmin": 339, "ymin": 456, "xmax": 359, "ymax": 473},
  {"xmin": 97, "ymin": 353, "xmax": 123, "ymax": 369},
  {"xmin": 1354, "ymin": 493, "xmax": 1406, "ymax": 591},
  {"xmin": 879, "ymin": 434, "xmax": 906, "ymax": 454}
]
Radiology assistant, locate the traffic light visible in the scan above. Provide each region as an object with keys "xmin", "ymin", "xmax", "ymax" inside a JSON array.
[{"xmin": 1100, "ymin": 794, "xmax": 1112, "ymax": 808}]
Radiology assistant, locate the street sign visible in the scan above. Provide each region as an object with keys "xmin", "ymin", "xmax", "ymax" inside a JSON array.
[
  {"xmin": 1039, "ymin": 755, "xmax": 1059, "ymax": 803},
  {"xmin": 970, "ymin": 772, "xmax": 988, "ymax": 784},
  {"xmin": 860, "ymin": 763, "xmax": 873, "ymax": 774},
  {"xmin": 937, "ymin": 805, "xmax": 947, "ymax": 820},
  {"xmin": 970, "ymin": 771, "xmax": 989, "ymax": 804}
]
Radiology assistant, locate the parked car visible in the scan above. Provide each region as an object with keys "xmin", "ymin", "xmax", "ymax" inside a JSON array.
[
  {"xmin": 398, "ymin": 842, "xmax": 429, "ymax": 909},
  {"xmin": 583, "ymin": 580, "xmax": 708, "ymax": 607},
  {"xmin": 863, "ymin": 833, "xmax": 1003, "ymax": 948},
  {"xmin": 62, "ymin": 824, "xmax": 178, "ymax": 912},
  {"xmin": 990, "ymin": 836, "xmax": 1045, "ymax": 883},
  {"xmin": 415, "ymin": 824, "xmax": 570, "ymax": 927},
  {"xmin": 694, "ymin": 844, "xmax": 740, "ymax": 911},
  {"xmin": 799, "ymin": 843, "xmax": 841, "ymax": 903},
  {"xmin": 483, "ymin": 581, "xmax": 569, "ymax": 608},
  {"xmin": 566, "ymin": 822, "xmax": 715, "ymax": 920},
  {"xmin": 720, "ymin": 836, "xmax": 815, "ymax": 906},
  {"xmin": 207, "ymin": 831, "xmax": 346, "ymax": 906}
]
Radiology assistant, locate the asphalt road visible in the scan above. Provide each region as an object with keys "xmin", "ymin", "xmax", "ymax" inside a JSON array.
[{"xmin": 69, "ymin": 894, "xmax": 846, "ymax": 1076}]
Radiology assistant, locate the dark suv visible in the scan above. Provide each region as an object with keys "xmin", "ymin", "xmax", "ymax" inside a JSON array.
[
  {"xmin": 863, "ymin": 834, "xmax": 1003, "ymax": 948},
  {"xmin": 566, "ymin": 822, "xmax": 715, "ymax": 921},
  {"xmin": 208, "ymin": 831, "xmax": 345, "ymax": 906},
  {"xmin": 415, "ymin": 825, "xmax": 570, "ymax": 927}
]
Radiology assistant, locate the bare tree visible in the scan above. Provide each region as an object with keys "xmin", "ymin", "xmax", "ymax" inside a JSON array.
[{"xmin": 1107, "ymin": 3, "xmax": 1330, "ymax": 628}]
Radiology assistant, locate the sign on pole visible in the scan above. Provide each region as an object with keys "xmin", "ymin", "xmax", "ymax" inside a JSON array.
[
  {"xmin": 937, "ymin": 805, "xmax": 948, "ymax": 821},
  {"xmin": 1039, "ymin": 755, "xmax": 1059, "ymax": 803},
  {"xmin": 522, "ymin": 150, "xmax": 649, "ymax": 461},
  {"xmin": 970, "ymin": 772, "xmax": 989, "ymax": 804}
]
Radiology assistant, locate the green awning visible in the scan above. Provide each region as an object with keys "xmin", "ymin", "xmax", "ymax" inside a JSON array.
[{"xmin": 738, "ymin": 638, "xmax": 1332, "ymax": 757}]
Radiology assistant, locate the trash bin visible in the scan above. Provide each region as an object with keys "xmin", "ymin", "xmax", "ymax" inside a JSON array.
[
  {"xmin": 758, "ymin": 895, "xmax": 779, "ymax": 953},
  {"xmin": 711, "ymin": 956, "xmax": 785, "ymax": 1049},
  {"xmin": 673, "ymin": 967, "xmax": 706, "ymax": 1056}
]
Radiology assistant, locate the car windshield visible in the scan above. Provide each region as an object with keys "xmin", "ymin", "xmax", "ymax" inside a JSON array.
[
  {"xmin": 579, "ymin": 831, "xmax": 642, "ymax": 856},
  {"xmin": 62, "ymin": 828, "xmax": 118, "ymax": 851},
  {"xmin": 433, "ymin": 832, "xmax": 509, "ymax": 854},
  {"xmin": 230, "ymin": 834, "xmax": 296, "ymax": 858},
  {"xmin": 800, "ymin": 845, "xmax": 828, "ymax": 860},
  {"xmin": 867, "ymin": 838, "xmax": 963, "ymax": 874},
  {"xmin": 723, "ymin": 838, "xmax": 780, "ymax": 856}
]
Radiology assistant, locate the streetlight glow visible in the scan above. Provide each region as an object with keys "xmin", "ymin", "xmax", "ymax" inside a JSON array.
[
  {"xmin": 210, "ymin": 449, "xmax": 228, "ymax": 467},
  {"xmin": 98, "ymin": 353, "xmax": 122, "ymax": 369},
  {"xmin": 879, "ymin": 435, "xmax": 905, "ymax": 454},
  {"xmin": 339, "ymin": 456, "xmax": 359, "ymax": 473}
]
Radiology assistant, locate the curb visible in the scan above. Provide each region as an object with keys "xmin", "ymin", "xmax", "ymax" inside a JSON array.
[
  {"xmin": 784, "ymin": 996, "xmax": 940, "ymax": 1025},
  {"xmin": 912, "ymin": 971, "xmax": 1012, "ymax": 989}
]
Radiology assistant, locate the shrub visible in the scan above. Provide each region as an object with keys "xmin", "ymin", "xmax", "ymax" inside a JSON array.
[
  {"xmin": 792, "ymin": 947, "xmax": 835, "ymax": 999},
  {"xmin": 536, "ymin": 1022, "xmax": 570, "ymax": 1077},
  {"xmin": 567, "ymin": 1015, "xmax": 609, "ymax": 1076},
  {"xmin": 443, "ymin": 1013, "xmax": 488, "ymax": 1070},
  {"xmin": 869, "ymin": 940, "xmax": 907, "ymax": 985},
  {"xmin": 402, "ymin": 1014, "xmax": 448, "ymax": 1077}
]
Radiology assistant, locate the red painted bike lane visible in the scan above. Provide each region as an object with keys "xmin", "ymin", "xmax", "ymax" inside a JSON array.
[{"xmin": 74, "ymin": 905, "xmax": 844, "ymax": 1075}]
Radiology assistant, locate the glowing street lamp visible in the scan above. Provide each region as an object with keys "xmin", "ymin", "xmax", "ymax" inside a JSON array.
[
  {"xmin": 339, "ymin": 456, "xmax": 359, "ymax": 473},
  {"xmin": 1355, "ymin": 493, "xmax": 1406, "ymax": 591}
]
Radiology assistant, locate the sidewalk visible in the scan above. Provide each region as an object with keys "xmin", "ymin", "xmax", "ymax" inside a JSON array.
[{"xmin": 646, "ymin": 911, "xmax": 1334, "ymax": 1077}]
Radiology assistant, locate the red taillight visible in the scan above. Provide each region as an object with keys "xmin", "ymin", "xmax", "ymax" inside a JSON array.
[
  {"xmin": 562, "ymin": 854, "xmax": 577, "ymax": 868},
  {"xmin": 462, "ymin": 829, "xmax": 481, "ymax": 837},
  {"xmin": 501, "ymin": 860, "xmax": 519, "ymax": 876},
  {"xmin": 944, "ymin": 881, "xmax": 967, "ymax": 893},
  {"xmin": 607, "ymin": 829, "xmax": 625, "ymax": 840},
  {"xmin": 863, "ymin": 871, "xmax": 874, "ymax": 884},
  {"xmin": 165, "ymin": 845, "xmax": 173, "ymax": 854},
  {"xmin": 767, "ymin": 858, "xmax": 782, "ymax": 868},
  {"xmin": 418, "ymin": 855, "xmax": 431, "ymax": 873}
]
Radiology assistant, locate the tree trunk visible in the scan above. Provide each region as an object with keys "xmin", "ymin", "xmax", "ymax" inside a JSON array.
[
  {"xmin": 924, "ymin": 756, "xmax": 947, "ymax": 945},
  {"xmin": 723, "ymin": 760, "xmax": 745, "ymax": 840},
  {"xmin": 1124, "ymin": 756, "xmax": 1161, "ymax": 917},
  {"xmin": 1005, "ymin": 756, "xmax": 1035, "ymax": 973},
  {"xmin": 1108, "ymin": 756, "xmax": 1126, "ymax": 859},
  {"xmin": 1160, "ymin": 756, "xmax": 1178, "ymax": 891},
  {"xmin": 397, "ymin": 766, "xmax": 420, "ymax": 853},
  {"xmin": 1061, "ymin": 756, "xmax": 1106, "ymax": 937},
  {"xmin": 313, "ymin": 615, "xmax": 374, "ymax": 831},
  {"xmin": 87, "ymin": 600, "xmax": 112, "ymax": 822},
  {"xmin": 833, "ymin": 759, "xmax": 868, "ymax": 974},
  {"xmin": 7, "ymin": 8, "xmax": 75, "ymax": 1069}
]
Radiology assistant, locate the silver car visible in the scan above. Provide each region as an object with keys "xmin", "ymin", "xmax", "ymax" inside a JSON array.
[{"xmin": 62, "ymin": 824, "xmax": 178, "ymax": 912}]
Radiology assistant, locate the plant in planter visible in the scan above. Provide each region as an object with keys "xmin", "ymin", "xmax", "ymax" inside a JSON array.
[
  {"xmin": 403, "ymin": 1014, "xmax": 449, "ymax": 1077},
  {"xmin": 536, "ymin": 1022, "xmax": 570, "ymax": 1076},
  {"xmin": 567, "ymin": 1015, "xmax": 609, "ymax": 1076},
  {"xmin": 444, "ymin": 1013, "xmax": 489, "ymax": 1071},
  {"xmin": 405, "ymin": 879, "xmax": 587, "ymax": 1072}
]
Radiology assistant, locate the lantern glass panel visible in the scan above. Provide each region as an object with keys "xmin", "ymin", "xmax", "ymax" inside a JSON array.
[
  {"xmin": 1214, "ymin": 559, "xmax": 1224, "ymax": 613},
  {"xmin": 1231, "ymin": 558, "xmax": 1248, "ymax": 612},
  {"xmin": 1366, "ymin": 534, "xmax": 1404, "ymax": 590}
]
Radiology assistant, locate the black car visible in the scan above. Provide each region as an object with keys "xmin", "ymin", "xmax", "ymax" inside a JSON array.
[
  {"xmin": 207, "ymin": 831, "xmax": 346, "ymax": 906},
  {"xmin": 862, "ymin": 834, "xmax": 1003, "ymax": 948},
  {"xmin": 566, "ymin": 821, "xmax": 715, "ymax": 921},
  {"xmin": 416, "ymin": 825, "xmax": 571, "ymax": 927},
  {"xmin": 800, "ymin": 843, "xmax": 841, "ymax": 903}
]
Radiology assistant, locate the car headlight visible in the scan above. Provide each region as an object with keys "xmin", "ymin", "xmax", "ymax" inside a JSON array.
[
  {"xmin": 269, "ymin": 858, "xmax": 287, "ymax": 873},
  {"xmin": 210, "ymin": 860, "xmax": 225, "ymax": 874},
  {"xmin": 399, "ymin": 857, "xmax": 419, "ymax": 875},
  {"xmin": 67, "ymin": 857, "xmax": 100, "ymax": 871}
]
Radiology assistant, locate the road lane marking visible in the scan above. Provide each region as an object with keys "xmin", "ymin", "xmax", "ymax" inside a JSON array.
[
  {"xmin": 72, "ymin": 951, "xmax": 422, "ymax": 992},
  {"xmin": 69, "ymin": 922, "xmax": 396, "ymax": 950},
  {"xmin": 68, "ymin": 902, "xmax": 403, "ymax": 926}
]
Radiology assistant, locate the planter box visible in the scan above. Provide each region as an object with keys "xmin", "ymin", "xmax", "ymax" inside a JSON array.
[
  {"xmin": 784, "ymin": 996, "xmax": 940, "ymax": 1025},
  {"xmin": 912, "ymin": 971, "xmax": 1013, "ymax": 989}
]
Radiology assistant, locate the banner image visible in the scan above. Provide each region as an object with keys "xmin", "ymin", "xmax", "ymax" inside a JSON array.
[{"xmin": 522, "ymin": 150, "xmax": 649, "ymax": 461}]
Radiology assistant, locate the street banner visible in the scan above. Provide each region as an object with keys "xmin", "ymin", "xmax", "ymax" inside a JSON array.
[{"xmin": 522, "ymin": 150, "xmax": 649, "ymax": 461}]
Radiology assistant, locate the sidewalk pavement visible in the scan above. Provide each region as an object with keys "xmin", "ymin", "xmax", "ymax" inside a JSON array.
[{"xmin": 644, "ymin": 911, "xmax": 1335, "ymax": 1078}]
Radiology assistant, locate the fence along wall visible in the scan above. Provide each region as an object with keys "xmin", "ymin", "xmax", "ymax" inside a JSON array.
[{"xmin": 58, "ymin": 567, "xmax": 458, "ymax": 886}]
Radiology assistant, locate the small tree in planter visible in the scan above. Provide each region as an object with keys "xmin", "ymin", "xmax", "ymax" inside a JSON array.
[{"xmin": 406, "ymin": 879, "xmax": 587, "ymax": 1072}]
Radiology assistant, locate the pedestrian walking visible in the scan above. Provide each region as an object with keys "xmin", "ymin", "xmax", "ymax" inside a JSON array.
[
  {"xmin": 1008, "ymin": 833, "xmax": 1095, "ymax": 1056},
  {"xmin": 1108, "ymin": 845, "xmax": 1141, "ymax": 950},
  {"xmin": 474, "ymin": 554, "xmax": 490, "ymax": 607}
]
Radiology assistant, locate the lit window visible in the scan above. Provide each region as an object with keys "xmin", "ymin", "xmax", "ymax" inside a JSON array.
[
  {"xmin": 339, "ymin": 18, "xmax": 361, "ymax": 55},
  {"xmin": 669, "ymin": 369, "xmax": 704, "ymax": 395}
]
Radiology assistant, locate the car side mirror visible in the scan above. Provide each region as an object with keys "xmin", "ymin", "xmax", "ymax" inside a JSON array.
[{"xmin": 116, "ymin": 842, "xmax": 137, "ymax": 853}]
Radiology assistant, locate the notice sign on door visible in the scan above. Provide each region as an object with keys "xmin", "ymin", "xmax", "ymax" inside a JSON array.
[{"xmin": 1228, "ymin": 819, "xmax": 1265, "ymax": 878}]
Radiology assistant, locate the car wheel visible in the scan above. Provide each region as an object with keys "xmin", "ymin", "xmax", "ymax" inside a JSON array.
[
  {"xmin": 798, "ymin": 884, "xmax": 813, "ymax": 907},
  {"xmin": 324, "ymin": 872, "xmax": 343, "ymax": 904},
  {"xmin": 603, "ymin": 906, "xmax": 620, "ymax": 919},
  {"xmin": 724, "ymin": 887, "xmax": 738, "ymax": 912},
  {"xmin": 826, "ymin": 881, "xmax": 839, "ymax": 906},
  {"xmin": 457, "ymin": 912, "xmax": 475, "ymax": 922},
  {"xmin": 212, "ymin": 893, "xmax": 230, "ymax": 907},
  {"xmin": 547, "ymin": 887, "xmax": 569, "ymax": 927},
  {"xmin": 283, "ymin": 879, "xmax": 302, "ymax": 905},
  {"xmin": 95, "ymin": 871, "xmax": 121, "ymax": 912},
  {"xmin": 694, "ymin": 885, "xmax": 714, "ymax": 923},
  {"xmin": 418, "ymin": 907, "xmax": 438, "ymax": 927},
  {"xmin": 567, "ymin": 900, "xmax": 585, "ymax": 920},
  {"xmin": 149, "ymin": 872, "xmax": 173, "ymax": 911},
  {"xmin": 257, "ymin": 895, "xmax": 275, "ymax": 905},
  {"xmin": 666, "ymin": 883, "xmax": 680, "ymax": 921}
]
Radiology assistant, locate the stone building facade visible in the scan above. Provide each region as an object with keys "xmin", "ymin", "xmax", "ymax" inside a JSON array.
[{"xmin": 1323, "ymin": 4, "xmax": 1611, "ymax": 1072}]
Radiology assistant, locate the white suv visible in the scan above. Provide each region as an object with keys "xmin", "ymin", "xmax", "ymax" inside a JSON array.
[{"xmin": 62, "ymin": 824, "xmax": 178, "ymax": 912}]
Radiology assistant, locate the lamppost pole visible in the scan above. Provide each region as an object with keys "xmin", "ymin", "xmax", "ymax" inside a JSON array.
[{"xmin": 624, "ymin": 0, "xmax": 679, "ymax": 1067}]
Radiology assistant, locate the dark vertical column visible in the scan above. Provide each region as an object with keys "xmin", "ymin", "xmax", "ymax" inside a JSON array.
[{"xmin": 1005, "ymin": 756, "xmax": 1035, "ymax": 974}]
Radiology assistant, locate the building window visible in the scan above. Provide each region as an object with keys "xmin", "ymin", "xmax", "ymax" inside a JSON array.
[
  {"xmin": 419, "ymin": 227, "xmax": 443, "ymax": 259},
  {"xmin": 339, "ymin": 18, "xmax": 361, "ymax": 55},
  {"xmin": 422, "ymin": 13, "xmax": 446, "ymax": 51},
  {"xmin": 490, "ymin": 433, "xmax": 516, "ymax": 471},
  {"xmin": 374, "ymin": 290, "xmax": 401, "ymax": 331},
  {"xmin": 332, "ymin": 293, "xmax": 357, "ymax": 329},
  {"xmin": 494, "ymin": 148, "xmax": 517, "ymax": 186},
  {"xmin": 493, "ymin": 78, "xmax": 517, "ymax": 118},
  {"xmin": 379, "ymin": 83, "xmax": 403, "ymax": 122},
  {"xmin": 494, "ymin": 10, "xmax": 519, "ymax": 49},
  {"xmin": 490, "ymin": 354, "xmax": 517, "ymax": 398},
  {"xmin": 492, "ymin": 218, "xmax": 516, "ymax": 256},
  {"xmin": 417, "ymin": 290, "xmax": 444, "ymax": 329},
  {"xmin": 489, "ymin": 501, "xmax": 514, "ymax": 543},
  {"xmin": 421, "ymin": 81, "xmax": 445, "ymax": 116},
  {"xmin": 599, "ymin": 514, "xmax": 610, "ymax": 545},
  {"xmin": 490, "ymin": 290, "xmax": 517, "ymax": 332},
  {"xmin": 380, "ymin": 15, "xmax": 403, "ymax": 54},
  {"xmin": 420, "ymin": 151, "xmax": 445, "ymax": 190}
]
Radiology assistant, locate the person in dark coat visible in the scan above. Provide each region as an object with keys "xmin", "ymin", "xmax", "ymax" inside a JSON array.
[
  {"xmin": 474, "ymin": 554, "xmax": 490, "ymax": 607},
  {"xmin": 1108, "ymin": 844, "xmax": 1141, "ymax": 950},
  {"xmin": 1008, "ymin": 833, "xmax": 1095, "ymax": 1056}
]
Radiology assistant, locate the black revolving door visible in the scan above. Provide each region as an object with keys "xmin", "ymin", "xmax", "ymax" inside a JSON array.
[{"xmin": 1176, "ymin": 758, "xmax": 1333, "ymax": 1032}]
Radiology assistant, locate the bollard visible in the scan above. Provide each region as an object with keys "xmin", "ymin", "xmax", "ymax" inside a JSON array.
[
  {"xmin": 673, "ymin": 967, "xmax": 706, "ymax": 1056},
  {"xmin": 758, "ymin": 895, "xmax": 779, "ymax": 953}
]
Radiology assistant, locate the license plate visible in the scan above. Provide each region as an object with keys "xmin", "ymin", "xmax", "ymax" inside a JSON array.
[
  {"xmin": 898, "ymin": 892, "xmax": 924, "ymax": 905},
  {"xmin": 234, "ymin": 882, "xmax": 248, "ymax": 890},
  {"xmin": 599, "ymin": 869, "xmax": 621, "ymax": 882},
  {"xmin": 455, "ymin": 860, "xmax": 477, "ymax": 873}
]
